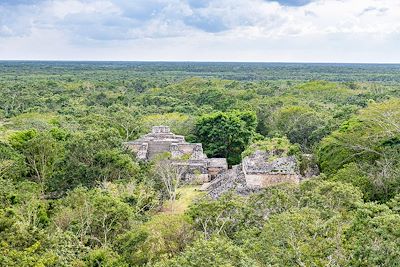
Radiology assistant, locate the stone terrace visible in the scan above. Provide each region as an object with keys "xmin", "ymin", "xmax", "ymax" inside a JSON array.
[{"xmin": 124, "ymin": 126, "xmax": 228, "ymax": 182}]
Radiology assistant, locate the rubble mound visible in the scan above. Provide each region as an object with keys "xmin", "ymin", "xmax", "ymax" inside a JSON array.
[
  {"xmin": 203, "ymin": 164, "xmax": 258, "ymax": 199},
  {"xmin": 204, "ymin": 149, "xmax": 319, "ymax": 199}
]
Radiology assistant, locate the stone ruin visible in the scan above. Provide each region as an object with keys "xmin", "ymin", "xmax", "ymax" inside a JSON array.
[
  {"xmin": 124, "ymin": 126, "xmax": 319, "ymax": 198},
  {"xmin": 242, "ymin": 150, "xmax": 300, "ymax": 188},
  {"xmin": 124, "ymin": 126, "xmax": 228, "ymax": 182},
  {"xmin": 203, "ymin": 150, "xmax": 304, "ymax": 198}
]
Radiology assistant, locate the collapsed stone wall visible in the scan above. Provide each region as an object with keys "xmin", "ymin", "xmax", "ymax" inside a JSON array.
[
  {"xmin": 204, "ymin": 150, "xmax": 319, "ymax": 199},
  {"xmin": 203, "ymin": 164, "xmax": 258, "ymax": 199}
]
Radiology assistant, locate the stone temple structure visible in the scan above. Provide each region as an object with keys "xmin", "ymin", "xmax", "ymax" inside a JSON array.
[
  {"xmin": 203, "ymin": 149, "xmax": 319, "ymax": 199},
  {"xmin": 242, "ymin": 150, "xmax": 300, "ymax": 188},
  {"xmin": 203, "ymin": 150, "xmax": 301, "ymax": 198},
  {"xmin": 124, "ymin": 126, "xmax": 318, "ymax": 198},
  {"xmin": 124, "ymin": 126, "xmax": 228, "ymax": 182}
]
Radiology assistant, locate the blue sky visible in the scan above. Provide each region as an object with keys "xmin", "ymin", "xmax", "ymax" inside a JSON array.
[{"xmin": 0, "ymin": 0, "xmax": 399, "ymax": 62}]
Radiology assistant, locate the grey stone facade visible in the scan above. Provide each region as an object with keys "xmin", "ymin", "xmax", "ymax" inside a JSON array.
[
  {"xmin": 124, "ymin": 126, "xmax": 228, "ymax": 182},
  {"xmin": 242, "ymin": 150, "xmax": 300, "ymax": 189}
]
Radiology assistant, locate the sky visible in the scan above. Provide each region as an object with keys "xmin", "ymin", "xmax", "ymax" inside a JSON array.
[{"xmin": 0, "ymin": 0, "xmax": 400, "ymax": 63}]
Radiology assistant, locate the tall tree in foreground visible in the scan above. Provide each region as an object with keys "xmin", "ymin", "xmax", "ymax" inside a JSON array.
[{"xmin": 153, "ymin": 160, "xmax": 186, "ymax": 212}]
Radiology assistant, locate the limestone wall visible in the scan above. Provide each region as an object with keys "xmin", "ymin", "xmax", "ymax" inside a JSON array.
[
  {"xmin": 177, "ymin": 143, "xmax": 198, "ymax": 155},
  {"xmin": 147, "ymin": 141, "xmax": 173, "ymax": 159},
  {"xmin": 244, "ymin": 173, "xmax": 300, "ymax": 188}
]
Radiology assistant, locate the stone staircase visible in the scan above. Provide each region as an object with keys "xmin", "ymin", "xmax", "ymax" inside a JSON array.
[
  {"xmin": 147, "ymin": 141, "xmax": 172, "ymax": 159},
  {"xmin": 203, "ymin": 164, "xmax": 256, "ymax": 199}
]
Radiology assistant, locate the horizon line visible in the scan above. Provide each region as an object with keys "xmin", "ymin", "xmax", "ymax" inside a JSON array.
[{"xmin": 1, "ymin": 59, "xmax": 400, "ymax": 65}]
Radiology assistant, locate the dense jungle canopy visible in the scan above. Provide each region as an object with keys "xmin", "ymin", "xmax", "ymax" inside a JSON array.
[{"xmin": 1, "ymin": 62, "xmax": 400, "ymax": 266}]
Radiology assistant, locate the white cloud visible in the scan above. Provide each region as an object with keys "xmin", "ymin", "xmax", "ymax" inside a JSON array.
[{"xmin": 0, "ymin": 0, "xmax": 400, "ymax": 62}]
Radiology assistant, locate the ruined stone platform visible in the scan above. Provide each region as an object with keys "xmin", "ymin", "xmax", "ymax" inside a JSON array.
[{"xmin": 124, "ymin": 126, "xmax": 228, "ymax": 182}]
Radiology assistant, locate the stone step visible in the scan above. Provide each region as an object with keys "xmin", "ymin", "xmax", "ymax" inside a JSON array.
[
  {"xmin": 200, "ymin": 182, "xmax": 211, "ymax": 191},
  {"xmin": 147, "ymin": 141, "xmax": 172, "ymax": 159}
]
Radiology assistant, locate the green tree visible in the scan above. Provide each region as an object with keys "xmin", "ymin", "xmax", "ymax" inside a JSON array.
[
  {"xmin": 249, "ymin": 208, "xmax": 347, "ymax": 266},
  {"xmin": 116, "ymin": 214, "xmax": 194, "ymax": 266},
  {"xmin": 186, "ymin": 193, "xmax": 247, "ymax": 238},
  {"xmin": 53, "ymin": 187, "xmax": 135, "ymax": 248},
  {"xmin": 156, "ymin": 237, "xmax": 257, "ymax": 267},
  {"xmin": 0, "ymin": 142, "xmax": 26, "ymax": 181},
  {"xmin": 94, "ymin": 149, "xmax": 139, "ymax": 183},
  {"xmin": 318, "ymin": 99, "xmax": 400, "ymax": 201},
  {"xmin": 194, "ymin": 110, "xmax": 257, "ymax": 165},
  {"xmin": 107, "ymin": 105, "xmax": 143, "ymax": 141},
  {"xmin": 49, "ymin": 129, "xmax": 132, "ymax": 192},
  {"xmin": 195, "ymin": 87, "xmax": 232, "ymax": 111},
  {"xmin": 273, "ymin": 105, "xmax": 327, "ymax": 151},
  {"xmin": 9, "ymin": 130, "xmax": 63, "ymax": 193},
  {"xmin": 345, "ymin": 202, "xmax": 400, "ymax": 266},
  {"xmin": 330, "ymin": 163, "xmax": 373, "ymax": 201},
  {"xmin": 83, "ymin": 248, "xmax": 128, "ymax": 267}
]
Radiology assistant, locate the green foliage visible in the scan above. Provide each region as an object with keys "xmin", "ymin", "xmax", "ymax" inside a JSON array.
[
  {"xmin": 0, "ymin": 241, "xmax": 58, "ymax": 267},
  {"xmin": 299, "ymin": 179, "xmax": 364, "ymax": 216},
  {"xmin": 10, "ymin": 130, "xmax": 63, "ymax": 192},
  {"xmin": 0, "ymin": 142, "xmax": 26, "ymax": 180},
  {"xmin": 53, "ymin": 187, "xmax": 135, "ymax": 248},
  {"xmin": 246, "ymin": 183, "xmax": 300, "ymax": 223},
  {"xmin": 48, "ymin": 129, "xmax": 136, "ymax": 192},
  {"xmin": 194, "ymin": 87, "xmax": 233, "ymax": 111},
  {"xmin": 318, "ymin": 99, "xmax": 400, "ymax": 201},
  {"xmin": 273, "ymin": 105, "xmax": 328, "ymax": 151},
  {"xmin": 292, "ymin": 81, "xmax": 357, "ymax": 104},
  {"xmin": 345, "ymin": 202, "xmax": 400, "ymax": 266},
  {"xmin": 101, "ymin": 181, "xmax": 160, "ymax": 216},
  {"xmin": 156, "ymin": 237, "xmax": 257, "ymax": 267},
  {"xmin": 83, "ymin": 248, "xmax": 128, "ymax": 267},
  {"xmin": 112, "ymin": 228, "xmax": 148, "ymax": 266},
  {"xmin": 242, "ymin": 136, "xmax": 300, "ymax": 159},
  {"xmin": 249, "ymin": 208, "xmax": 347, "ymax": 266},
  {"xmin": 8, "ymin": 129, "xmax": 38, "ymax": 151},
  {"xmin": 243, "ymin": 180, "xmax": 363, "ymax": 229},
  {"xmin": 94, "ymin": 149, "xmax": 139, "ymax": 182},
  {"xmin": 194, "ymin": 110, "xmax": 257, "ymax": 165},
  {"xmin": 116, "ymin": 214, "xmax": 195, "ymax": 266},
  {"xmin": 330, "ymin": 163, "xmax": 373, "ymax": 201},
  {"xmin": 186, "ymin": 193, "xmax": 247, "ymax": 239}
]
